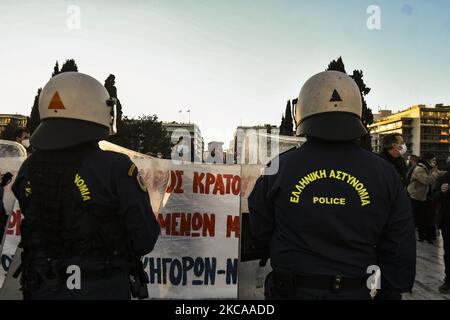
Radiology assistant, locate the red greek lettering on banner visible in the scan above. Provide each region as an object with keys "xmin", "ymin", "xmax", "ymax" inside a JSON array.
[
  {"xmin": 156, "ymin": 212, "xmax": 216, "ymax": 237},
  {"xmin": 193, "ymin": 172, "xmax": 241, "ymax": 196},
  {"xmin": 7, "ymin": 209, "xmax": 22, "ymax": 236},
  {"xmin": 166, "ymin": 170, "xmax": 184, "ymax": 193}
]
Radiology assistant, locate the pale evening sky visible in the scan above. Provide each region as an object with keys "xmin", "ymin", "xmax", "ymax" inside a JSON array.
[{"xmin": 1, "ymin": 0, "xmax": 449, "ymax": 146}]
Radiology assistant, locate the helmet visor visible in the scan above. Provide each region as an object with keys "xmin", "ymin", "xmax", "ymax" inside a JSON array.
[
  {"xmin": 297, "ymin": 112, "xmax": 368, "ymax": 141},
  {"xmin": 31, "ymin": 118, "xmax": 109, "ymax": 150}
]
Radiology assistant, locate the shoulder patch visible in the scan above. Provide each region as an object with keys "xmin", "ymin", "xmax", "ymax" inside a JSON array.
[
  {"xmin": 25, "ymin": 180, "xmax": 32, "ymax": 197},
  {"xmin": 128, "ymin": 163, "xmax": 136, "ymax": 177}
]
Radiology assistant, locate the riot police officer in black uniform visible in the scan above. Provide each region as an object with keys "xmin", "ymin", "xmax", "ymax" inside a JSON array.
[
  {"xmin": 248, "ymin": 71, "xmax": 416, "ymax": 300},
  {"xmin": 12, "ymin": 72, "xmax": 160, "ymax": 299}
]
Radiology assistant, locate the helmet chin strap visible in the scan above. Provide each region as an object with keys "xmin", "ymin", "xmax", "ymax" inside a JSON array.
[
  {"xmin": 106, "ymin": 97, "xmax": 118, "ymax": 135},
  {"xmin": 292, "ymin": 98, "xmax": 299, "ymax": 128}
]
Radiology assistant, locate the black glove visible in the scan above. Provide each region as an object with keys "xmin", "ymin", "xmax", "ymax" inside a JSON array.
[{"xmin": 1, "ymin": 172, "xmax": 13, "ymax": 187}]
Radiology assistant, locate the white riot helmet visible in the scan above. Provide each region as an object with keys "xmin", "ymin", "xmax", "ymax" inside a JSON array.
[
  {"xmin": 294, "ymin": 70, "xmax": 367, "ymax": 141},
  {"xmin": 31, "ymin": 72, "xmax": 117, "ymax": 150}
]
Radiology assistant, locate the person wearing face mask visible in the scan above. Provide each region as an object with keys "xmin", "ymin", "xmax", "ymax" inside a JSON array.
[
  {"xmin": 379, "ymin": 133, "xmax": 408, "ymax": 186},
  {"xmin": 13, "ymin": 128, "xmax": 31, "ymax": 150},
  {"xmin": 407, "ymin": 153, "xmax": 446, "ymax": 243}
]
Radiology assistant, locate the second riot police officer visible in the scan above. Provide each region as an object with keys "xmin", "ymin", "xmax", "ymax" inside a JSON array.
[
  {"xmin": 248, "ymin": 71, "xmax": 416, "ymax": 300},
  {"xmin": 12, "ymin": 72, "xmax": 160, "ymax": 299}
]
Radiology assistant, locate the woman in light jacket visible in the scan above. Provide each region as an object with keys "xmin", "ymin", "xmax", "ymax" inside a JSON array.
[{"xmin": 407, "ymin": 153, "xmax": 445, "ymax": 243}]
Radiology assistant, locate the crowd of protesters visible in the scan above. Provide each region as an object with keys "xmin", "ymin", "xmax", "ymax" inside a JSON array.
[{"xmin": 380, "ymin": 133, "xmax": 450, "ymax": 294}]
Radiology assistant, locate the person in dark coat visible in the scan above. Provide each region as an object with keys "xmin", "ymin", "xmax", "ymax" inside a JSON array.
[
  {"xmin": 433, "ymin": 169, "xmax": 450, "ymax": 294},
  {"xmin": 249, "ymin": 71, "xmax": 416, "ymax": 300},
  {"xmin": 12, "ymin": 72, "xmax": 160, "ymax": 300},
  {"xmin": 379, "ymin": 133, "xmax": 408, "ymax": 185}
]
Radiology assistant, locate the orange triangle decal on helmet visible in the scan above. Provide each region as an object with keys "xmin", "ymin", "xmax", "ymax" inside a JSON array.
[{"xmin": 48, "ymin": 91, "xmax": 66, "ymax": 110}]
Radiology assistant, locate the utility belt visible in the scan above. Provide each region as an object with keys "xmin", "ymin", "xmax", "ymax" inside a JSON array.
[
  {"xmin": 16, "ymin": 258, "xmax": 149, "ymax": 300},
  {"xmin": 269, "ymin": 269, "xmax": 368, "ymax": 298},
  {"xmin": 15, "ymin": 258, "xmax": 129, "ymax": 293}
]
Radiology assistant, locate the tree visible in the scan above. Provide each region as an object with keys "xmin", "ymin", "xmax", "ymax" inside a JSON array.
[
  {"xmin": 60, "ymin": 59, "xmax": 78, "ymax": 73},
  {"xmin": 113, "ymin": 115, "xmax": 172, "ymax": 158},
  {"xmin": 138, "ymin": 115, "xmax": 171, "ymax": 157},
  {"xmin": 279, "ymin": 114, "xmax": 285, "ymax": 134},
  {"xmin": 327, "ymin": 56, "xmax": 346, "ymax": 73},
  {"xmin": 284, "ymin": 100, "xmax": 294, "ymax": 136},
  {"xmin": 351, "ymin": 69, "xmax": 374, "ymax": 150},
  {"xmin": 280, "ymin": 100, "xmax": 294, "ymax": 136},
  {"xmin": 0, "ymin": 119, "xmax": 19, "ymax": 140},
  {"xmin": 52, "ymin": 61, "xmax": 60, "ymax": 77},
  {"xmin": 27, "ymin": 88, "xmax": 42, "ymax": 134},
  {"xmin": 326, "ymin": 57, "xmax": 374, "ymax": 151}
]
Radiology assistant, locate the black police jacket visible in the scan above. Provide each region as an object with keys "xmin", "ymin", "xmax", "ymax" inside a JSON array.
[
  {"xmin": 248, "ymin": 139, "xmax": 416, "ymax": 293},
  {"xmin": 379, "ymin": 150, "xmax": 408, "ymax": 186},
  {"xmin": 12, "ymin": 143, "xmax": 160, "ymax": 268}
]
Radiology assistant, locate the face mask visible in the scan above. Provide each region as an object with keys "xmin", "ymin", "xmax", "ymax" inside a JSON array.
[
  {"xmin": 399, "ymin": 144, "xmax": 407, "ymax": 156},
  {"xmin": 21, "ymin": 139, "xmax": 30, "ymax": 149}
]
